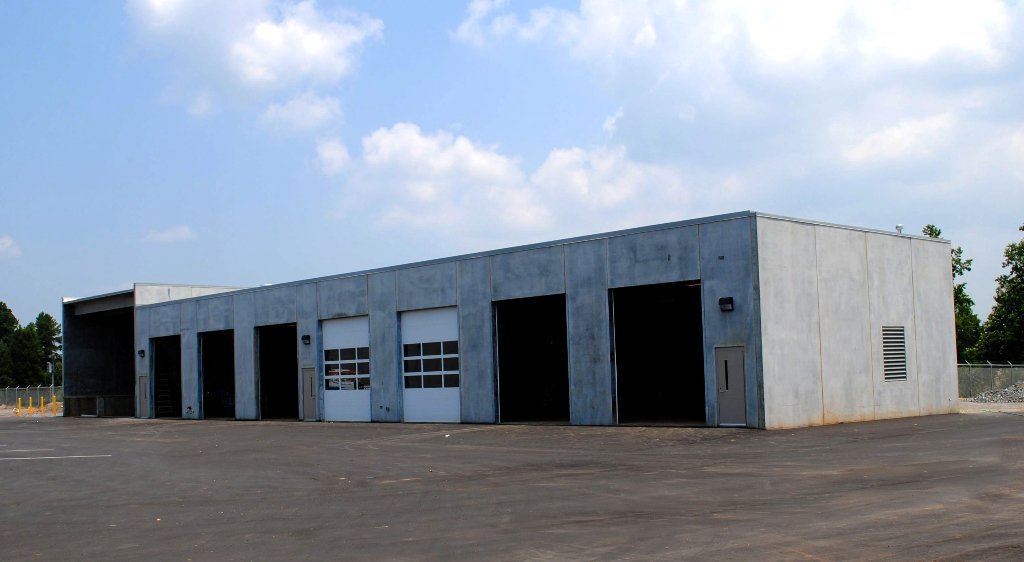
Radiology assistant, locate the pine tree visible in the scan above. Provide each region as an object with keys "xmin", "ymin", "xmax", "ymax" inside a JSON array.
[
  {"xmin": 0, "ymin": 302, "xmax": 17, "ymax": 342},
  {"xmin": 922, "ymin": 225, "xmax": 981, "ymax": 361},
  {"xmin": 8, "ymin": 325, "xmax": 45, "ymax": 386},
  {"xmin": 34, "ymin": 312, "xmax": 62, "ymax": 376},
  {"xmin": 977, "ymin": 223, "xmax": 1024, "ymax": 362}
]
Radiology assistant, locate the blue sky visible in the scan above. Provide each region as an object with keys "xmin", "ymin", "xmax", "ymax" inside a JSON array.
[{"xmin": 1, "ymin": 0, "xmax": 1022, "ymax": 325}]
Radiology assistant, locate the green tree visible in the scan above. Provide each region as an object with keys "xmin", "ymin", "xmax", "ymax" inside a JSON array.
[
  {"xmin": 0, "ymin": 302, "xmax": 17, "ymax": 386},
  {"xmin": 7, "ymin": 325, "xmax": 45, "ymax": 386},
  {"xmin": 922, "ymin": 225, "xmax": 981, "ymax": 361},
  {"xmin": 34, "ymin": 312, "xmax": 62, "ymax": 376},
  {"xmin": 976, "ymin": 223, "xmax": 1024, "ymax": 362},
  {"xmin": 0, "ymin": 340, "xmax": 14, "ymax": 387},
  {"xmin": 0, "ymin": 302, "xmax": 17, "ymax": 342}
]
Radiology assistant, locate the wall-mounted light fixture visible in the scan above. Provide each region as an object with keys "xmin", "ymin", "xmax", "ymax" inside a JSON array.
[
  {"xmin": 137, "ymin": 349, "xmax": 146, "ymax": 358},
  {"xmin": 718, "ymin": 297, "xmax": 735, "ymax": 312},
  {"xmin": 301, "ymin": 334, "xmax": 311, "ymax": 345}
]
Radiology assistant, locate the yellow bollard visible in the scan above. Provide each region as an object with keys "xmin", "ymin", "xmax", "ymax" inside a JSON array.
[
  {"xmin": 28, "ymin": 396, "xmax": 33, "ymax": 416},
  {"xmin": 53, "ymin": 398, "xmax": 58, "ymax": 416},
  {"xmin": 41, "ymin": 396, "xmax": 46, "ymax": 416},
  {"xmin": 16, "ymin": 397, "xmax": 21, "ymax": 416}
]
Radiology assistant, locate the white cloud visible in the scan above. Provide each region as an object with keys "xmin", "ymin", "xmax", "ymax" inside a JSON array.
[
  {"xmin": 458, "ymin": 1, "xmax": 1011, "ymax": 68},
  {"xmin": 262, "ymin": 92, "xmax": 341, "ymax": 130},
  {"xmin": 454, "ymin": 1, "xmax": 1016, "ymax": 137},
  {"xmin": 454, "ymin": 0, "xmax": 508, "ymax": 47},
  {"xmin": 129, "ymin": 0, "xmax": 381, "ymax": 175},
  {"xmin": 131, "ymin": 0, "xmax": 193, "ymax": 29},
  {"xmin": 187, "ymin": 91, "xmax": 214, "ymax": 117},
  {"xmin": 127, "ymin": 0, "xmax": 381, "ymax": 103},
  {"xmin": 144, "ymin": 226, "xmax": 197, "ymax": 242},
  {"xmin": 316, "ymin": 138, "xmax": 350, "ymax": 175},
  {"xmin": 229, "ymin": 1, "xmax": 382, "ymax": 87},
  {"xmin": 339, "ymin": 123, "xmax": 718, "ymax": 244},
  {"xmin": 0, "ymin": 235, "xmax": 22, "ymax": 258},
  {"xmin": 356, "ymin": 122, "xmax": 539, "ymax": 232},
  {"xmin": 602, "ymin": 107, "xmax": 623, "ymax": 137},
  {"xmin": 453, "ymin": 1, "xmax": 1024, "ymax": 197},
  {"xmin": 841, "ymin": 114, "xmax": 955, "ymax": 164}
]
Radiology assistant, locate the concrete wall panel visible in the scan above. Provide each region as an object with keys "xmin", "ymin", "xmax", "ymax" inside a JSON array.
[
  {"xmin": 233, "ymin": 292, "xmax": 257, "ymax": 420},
  {"xmin": 756, "ymin": 219, "xmax": 824, "ymax": 429},
  {"xmin": 368, "ymin": 272, "xmax": 400, "ymax": 422},
  {"xmin": 699, "ymin": 218, "xmax": 761, "ymax": 428},
  {"xmin": 135, "ymin": 285, "xmax": 181, "ymax": 306},
  {"xmin": 296, "ymin": 283, "xmax": 319, "ymax": 369},
  {"xmin": 490, "ymin": 246, "xmax": 565, "ymax": 300},
  {"xmin": 197, "ymin": 296, "xmax": 233, "ymax": 333},
  {"xmin": 135, "ymin": 284, "xmax": 238, "ymax": 306},
  {"xmin": 566, "ymin": 240, "xmax": 614, "ymax": 425},
  {"xmin": 179, "ymin": 300, "xmax": 200, "ymax": 420},
  {"xmin": 296, "ymin": 282, "xmax": 319, "ymax": 420},
  {"xmin": 167, "ymin": 286, "xmax": 196, "ymax": 302},
  {"xmin": 866, "ymin": 233, "xmax": 920, "ymax": 419},
  {"xmin": 134, "ymin": 307, "xmax": 151, "ymax": 417},
  {"xmin": 318, "ymin": 276, "xmax": 368, "ymax": 319},
  {"xmin": 189, "ymin": 287, "xmax": 240, "ymax": 298},
  {"xmin": 148, "ymin": 304, "xmax": 181, "ymax": 338},
  {"xmin": 397, "ymin": 263, "xmax": 457, "ymax": 311},
  {"xmin": 253, "ymin": 286, "xmax": 297, "ymax": 326},
  {"xmin": 815, "ymin": 226, "xmax": 875, "ymax": 423},
  {"xmin": 608, "ymin": 226, "xmax": 699, "ymax": 288},
  {"xmin": 912, "ymin": 239, "xmax": 959, "ymax": 415},
  {"xmin": 458, "ymin": 258, "xmax": 496, "ymax": 423}
]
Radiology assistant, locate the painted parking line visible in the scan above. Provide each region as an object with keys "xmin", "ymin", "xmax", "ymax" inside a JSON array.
[
  {"xmin": 0, "ymin": 455, "xmax": 112, "ymax": 461},
  {"xmin": 1, "ymin": 449, "xmax": 55, "ymax": 453}
]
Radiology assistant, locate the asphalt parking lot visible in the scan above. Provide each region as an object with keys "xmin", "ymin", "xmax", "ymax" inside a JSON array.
[{"xmin": 1, "ymin": 411, "xmax": 1022, "ymax": 561}]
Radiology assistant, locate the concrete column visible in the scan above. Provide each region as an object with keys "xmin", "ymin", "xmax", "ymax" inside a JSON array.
[
  {"xmin": 566, "ymin": 240, "xmax": 614, "ymax": 425},
  {"xmin": 699, "ymin": 218, "xmax": 762, "ymax": 428},
  {"xmin": 134, "ymin": 307, "xmax": 151, "ymax": 418},
  {"xmin": 368, "ymin": 272, "xmax": 400, "ymax": 422},
  {"xmin": 296, "ymin": 282, "xmax": 319, "ymax": 420},
  {"xmin": 458, "ymin": 257, "xmax": 496, "ymax": 423},
  {"xmin": 233, "ymin": 292, "xmax": 257, "ymax": 420},
  {"xmin": 180, "ymin": 300, "xmax": 200, "ymax": 419}
]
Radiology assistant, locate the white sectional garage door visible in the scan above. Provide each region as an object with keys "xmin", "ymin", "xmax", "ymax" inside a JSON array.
[
  {"xmin": 401, "ymin": 307, "xmax": 461, "ymax": 423},
  {"xmin": 322, "ymin": 316, "xmax": 371, "ymax": 422}
]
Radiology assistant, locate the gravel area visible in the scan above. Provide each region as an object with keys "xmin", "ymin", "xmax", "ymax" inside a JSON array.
[{"xmin": 964, "ymin": 382, "xmax": 1024, "ymax": 403}]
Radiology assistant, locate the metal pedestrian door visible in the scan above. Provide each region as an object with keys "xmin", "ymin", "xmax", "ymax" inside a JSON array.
[
  {"xmin": 715, "ymin": 347, "xmax": 747, "ymax": 427},
  {"xmin": 302, "ymin": 368, "xmax": 317, "ymax": 421}
]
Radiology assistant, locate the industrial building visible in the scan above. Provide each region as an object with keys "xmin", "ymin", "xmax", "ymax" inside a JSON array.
[{"xmin": 62, "ymin": 212, "xmax": 959, "ymax": 429}]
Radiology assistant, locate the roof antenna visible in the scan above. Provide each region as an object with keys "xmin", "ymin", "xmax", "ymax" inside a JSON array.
[{"xmin": 895, "ymin": 224, "xmax": 904, "ymax": 234}]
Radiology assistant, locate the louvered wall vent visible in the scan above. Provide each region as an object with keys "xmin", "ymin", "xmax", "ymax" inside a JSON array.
[{"xmin": 882, "ymin": 326, "xmax": 908, "ymax": 382}]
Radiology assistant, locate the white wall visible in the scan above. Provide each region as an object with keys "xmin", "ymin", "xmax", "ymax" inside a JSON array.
[
  {"xmin": 757, "ymin": 217, "xmax": 958, "ymax": 429},
  {"xmin": 865, "ymin": 232, "xmax": 920, "ymax": 420},
  {"xmin": 816, "ymin": 227, "xmax": 874, "ymax": 423},
  {"xmin": 757, "ymin": 219, "xmax": 824, "ymax": 429},
  {"xmin": 912, "ymin": 239, "xmax": 959, "ymax": 415}
]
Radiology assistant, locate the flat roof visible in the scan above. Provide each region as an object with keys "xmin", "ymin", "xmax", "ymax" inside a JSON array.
[
  {"xmin": 63, "ymin": 289, "xmax": 134, "ymax": 305},
  {"xmin": 126, "ymin": 210, "xmax": 949, "ymax": 309}
]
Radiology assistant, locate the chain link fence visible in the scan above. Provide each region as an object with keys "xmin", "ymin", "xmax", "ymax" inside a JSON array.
[
  {"xmin": 0, "ymin": 386, "xmax": 63, "ymax": 407},
  {"xmin": 958, "ymin": 363, "xmax": 1023, "ymax": 399}
]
